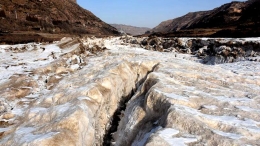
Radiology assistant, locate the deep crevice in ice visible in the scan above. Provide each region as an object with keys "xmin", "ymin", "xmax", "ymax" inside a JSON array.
[
  {"xmin": 102, "ymin": 90, "xmax": 135, "ymax": 146},
  {"xmin": 102, "ymin": 63, "xmax": 160, "ymax": 146}
]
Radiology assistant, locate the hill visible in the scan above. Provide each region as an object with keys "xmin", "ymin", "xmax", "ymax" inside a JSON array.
[
  {"xmin": 0, "ymin": 0, "xmax": 119, "ymax": 43},
  {"xmin": 110, "ymin": 24, "xmax": 150, "ymax": 36},
  {"xmin": 150, "ymin": 0, "xmax": 260, "ymax": 37}
]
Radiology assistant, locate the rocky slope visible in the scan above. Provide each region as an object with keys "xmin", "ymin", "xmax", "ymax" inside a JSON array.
[
  {"xmin": 150, "ymin": 0, "xmax": 260, "ymax": 37},
  {"xmin": 0, "ymin": 0, "xmax": 119, "ymax": 44},
  {"xmin": 110, "ymin": 24, "xmax": 151, "ymax": 36},
  {"xmin": 151, "ymin": 11, "xmax": 210, "ymax": 33},
  {"xmin": 0, "ymin": 37, "xmax": 260, "ymax": 145}
]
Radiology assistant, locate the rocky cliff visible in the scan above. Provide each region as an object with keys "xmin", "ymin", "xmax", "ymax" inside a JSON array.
[{"xmin": 150, "ymin": 0, "xmax": 260, "ymax": 37}]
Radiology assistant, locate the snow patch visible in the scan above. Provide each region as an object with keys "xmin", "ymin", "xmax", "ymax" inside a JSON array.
[
  {"xmin": 213, "ymin": 130, "xmax": 242, "ymax": 140},
  {"xmin": 158, "ymin": 128, "xmax": 197, "ymax": 146}
]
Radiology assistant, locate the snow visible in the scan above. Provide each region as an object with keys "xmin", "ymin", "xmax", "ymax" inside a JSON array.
[
  {"xmin": 199, "ymin": 37, "xmax": 260, "ymax": 43},
  {"xmin": 0, "ymin": 42, "xmax": 80, "ymax": 85},
  {"xmin": 154, "ymin": 89, "xmax": 189, "ymax": 102},
  {"xmin": 241, "ymin": 37, "xmax": 260, "ymax": 42},
  {"xmin": 173, "ymin": 104, "xmax": 260, "ymax": 136},
  {"xmin": 15, "ymin": 127, "xmax": 57, "ymax": 144},
  {"xmin": 236, "ymin": 106, "xmax": 260, "ymax": 112},
  {"xmin": 158, "ymin": 128, "xmax": 180, "ymax": 136},
  {"xmin": 10, "ymin": 108, "xmax": 24, "ymax": 116},
  {"xmin": 77, "ymin": 96, "xmax": 92, "ymax": 101},
  {"xmin": 213, "ymin": 130, "xmax": 242, "ymax": 140},
  {"xmin": 158, "ymin": 128, "xmax": 197, "ymax": 146},
  {"xmin": 0, "ymin": 127, "xmax": 11, "ymax": 133},
  {"xmin": 212, "ymin": 96, "xmax": 252, "ymax": 103},
  {"xmin": 0, "ymin": 43, "xmax": 57, "ymax": 82},
  {"xmin": 203, "ymin": 105, "xmax": 218, "ymax": 110},
  {"xmin": 29, "ymin": 107, "xmax": 47, "ymax": 113},
  {"xmin": 132, "ymin": 126, "xmax": 161, "ymax": 146},
  {"xmin": 70, "ymin": 64, "xmax": 79, "ymax": 70}
]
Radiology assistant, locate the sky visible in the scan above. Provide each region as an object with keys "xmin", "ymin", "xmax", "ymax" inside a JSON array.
[{"xmin": 77, "ymin": 0, "xmax": 247, "ymax": 28}]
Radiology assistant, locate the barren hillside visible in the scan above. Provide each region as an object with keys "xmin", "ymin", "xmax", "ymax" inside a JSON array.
[
  {"xmin": 150, "ymin": 0, "xmax": 260, "ymax": 37},
  {"xmin": 111, "ymin": 24, "xmax": 151, "ymax": 36},
  {"xmin": 0, "ymin": 0, "xmax": 119, "ymax": 43}
]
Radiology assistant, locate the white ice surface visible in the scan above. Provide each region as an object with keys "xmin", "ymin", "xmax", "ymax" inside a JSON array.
[
  {"xmin": 15, "ymin": 127, "xmax": 57, "ymax": 144},
  {"xmin": 236, "ymin": 106, "xmax": 260, "ymax": 112},
  {"xmin": 174, "ymin": 104, "xmax": 260, "ymax": 135},
  {"xmin": 213, "ymin": 130, "xmax": 242, "ymax": 140},
  {"xmin": 158, "ymin": 128, "xmax": 197, "ymax": 146},
  {"xmin": 0, "ymin": 43, "xmax": 79, "ymax": 84},
  {"xmin": 0, "ymin": 37, "xmax": 260, "ymax": 145},
  {"xmin": 203, "ymin": 105, "xmax": 218, "ymax": 110},
  {"xmin": 132, "ymin": 127, "xmax": 161, "ymax": 146},
  {"xmin": 155, "ymin": 89, "xmax": 189, "ymax": 102}
]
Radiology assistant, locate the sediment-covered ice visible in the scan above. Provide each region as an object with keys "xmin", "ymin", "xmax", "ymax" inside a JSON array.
[{"xmin": 0, "ymin": 37, "xmax": 260, "ymax": 146}]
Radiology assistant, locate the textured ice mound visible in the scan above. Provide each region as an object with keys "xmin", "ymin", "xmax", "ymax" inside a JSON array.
[{"xmin": 0, "ymin": 37, "xmax": 260, "ymax": 146}]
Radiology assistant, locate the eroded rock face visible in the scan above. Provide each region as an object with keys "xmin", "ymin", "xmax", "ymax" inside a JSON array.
[{"xmin": 0, "ymin": 37, "xmax": 260, "ymax": 145}]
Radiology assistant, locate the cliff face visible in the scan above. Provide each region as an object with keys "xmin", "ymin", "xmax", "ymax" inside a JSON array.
[
  {"xmin": 150, "ymin": 0, "xmax": 260, "ymax": 37},
  {"xmin": 0, "ymin": 0, "xmax": 118, "ymax": 35}
]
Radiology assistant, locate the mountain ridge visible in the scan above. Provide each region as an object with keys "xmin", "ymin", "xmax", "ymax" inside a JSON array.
[{"xmin": 110, "ymin": 24, "xmax": 151, "ymax": 36}]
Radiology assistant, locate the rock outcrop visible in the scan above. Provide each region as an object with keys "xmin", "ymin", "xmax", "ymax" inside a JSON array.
[
  {"xmin": 121, "ymin": 35, "xmax": 260, "ymax": 64},
  {"xmin": 0, "ymin": 37, "xmax": 260, "ymax": 145},
  {"xmin": 149, "ymin": 0, "xmax": 260, "ymax": 37}
]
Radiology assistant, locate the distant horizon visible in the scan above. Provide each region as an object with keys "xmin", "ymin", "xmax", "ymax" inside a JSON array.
[
  {"xmin": 110, "ymin": 23, "xmax": 151, "ymax": 29},
  {"xmin": 77, "ymin": 0, "xmax": 247, "ymax": 28}
]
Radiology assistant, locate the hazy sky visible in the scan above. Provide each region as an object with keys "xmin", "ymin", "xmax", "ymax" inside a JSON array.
[{"xmin": 77, "ymin": 0, "xmax": 246, "ymax": 28}]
